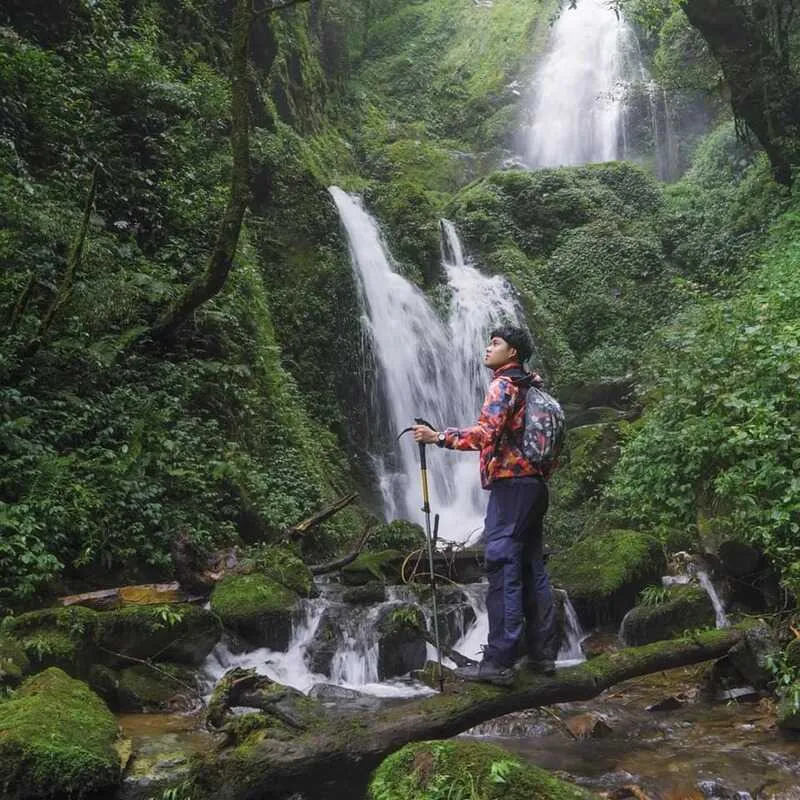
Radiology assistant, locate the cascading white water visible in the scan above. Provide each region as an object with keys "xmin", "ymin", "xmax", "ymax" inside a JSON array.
[
  {"xmin": 521, "ymin": 0, "xmax": 636, "ymax": 167},
  {"xmin": 697, "ymin": 570, "xmax": 729, "ymax": 629},
  {"xmin": 329, "ymin": 187, "xmax": 524, "ymax": 543}
]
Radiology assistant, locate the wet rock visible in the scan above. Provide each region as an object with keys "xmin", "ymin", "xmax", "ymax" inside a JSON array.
[
  {"xmin": 376, "ymin": 604, "xmax": 427, "ymax": 680},
  {"xmin": 717, "ymin": 686, "xmax": 759, "ymax": 703},
  {"xmin": 727, "ymin": 619, "xmax": 779, "ymax": 690},
  {"xmin": 776, "ymin": 682, "xmax": 800, "ymax": 731},
  {"xmin": 698, "ymin": 779, "xmax": 753, "ymax": 799},
  {"xmin": 115, "ymin": 664, "xmax": 199, "ymax": 712},
  {"xmin": 580, "ymin": 631, "xmax": 620, "ymax": 660},
  {"xmin": 645, "ymin": 696, "xmax": 684, "ymax": 712},
  {"xmin": 415, "ymin": 585, "xmax": 477, "ymax": 647},
  {"xmin": 341, "ymin": 550, "xmax": 404, "ymax": 586},
  {"xmin": 210, "ymin": 573, "xmax": 295, "ymax": 651},
  {"xmin": 565, "ymin": 712, "xmax": 613, "ymax": 738},
  {"xmin": 549, "ymin": 530, "xmax": 666, "ymax": 628},
  {"xmin": 342, "ymin": 582, "xmax": 387, "ymax": 605},
  {"xmin": 305, "ymin": 608, "xmax": 339, "ymax": 677},
  {"xmin": 717, "ymin": 540, "xmax": 762, "ymax": 578},
  {"xmin": 620, "ymin": 586, "xmax": 715, "ymax": 646},
  {"xmin": 0, "ymin": 668, "xmax": 121, "ymax": 799},
  {"xmin": 95, "ymin": 604, "xmax": 221, "ymax": 666},
  {"xmin": 308, "ymin": 683, "xmax": 384, "ymax": 711}
]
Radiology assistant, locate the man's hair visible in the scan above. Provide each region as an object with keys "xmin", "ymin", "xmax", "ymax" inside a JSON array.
[{"xmin": 491, "ymin": 325, "xmax": 533, "ymax": 365}]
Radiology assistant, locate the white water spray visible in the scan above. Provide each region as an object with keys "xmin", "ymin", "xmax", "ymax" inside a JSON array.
[
  {"xmin": 521, "ymin": 0, "xmax": 637, "ymax": 167},
  {"xmin": 329, "ymin": 188, "xmax": 524, "ymax": 542}
]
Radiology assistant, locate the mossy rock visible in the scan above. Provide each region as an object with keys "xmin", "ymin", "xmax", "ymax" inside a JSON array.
[
  {"xmin": 549, "ymin": 530, "xmax": 666, "ymax": 628},
  {"xmin": 785, "ymin": 638, "xmax": 800, "ymax": 670},
  {"xmin": 245, "ymin": 545, "xmax": 316, "ymax": 598},
  {"xmin": 115, "ymin": 663, "xmax": 198, "ymax": 712},
  {"xmin": 620, "ymin": 586, "xmax": 715, "ymax": 646},
  {"xmin": 305, "ymin": 608, "xmax": 339, "ymax": 677},
  {"xmin": 377, "ymin": 604, "xmax": 427, "ymax": 680},
  {"xmin": 0, "ymin": 667, "xmax": 121, "ymax": 799},
  {"xmin": 0, "ymin": 606, "xmax": 98, "ymax": 675},
  {"xmin": 342, "ymin": 582, "xmax": 387, "ymax": 605},
  {"xmin": 95, "ymin": 604, "xmax": 221, "ymax": 666},
  {"xmin": 368, "ymin": 739, "xmax": 596, "ymax": 800},
  {"xmin": 210, "ymin": 574, "xmax": 297, "ymax": 650},
  {"xmin": 341, "ymin": 550, "xmax": 404, "ymax": 587},
  {"xmin": 369, "ymin": 520, "xmax": 425, "ymax": 552},
  {"xmin": 0, "ymin": 635, "xmax": 30, "ymax": 688},
  {"xmin": 777, "ymin": 684, "xmax": 800, "ymax": 731}
]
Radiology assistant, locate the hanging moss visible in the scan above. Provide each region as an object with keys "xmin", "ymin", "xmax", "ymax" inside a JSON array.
[{"xmin": 0, "ymin": 667, "xmax": 121, "ymax": 799}]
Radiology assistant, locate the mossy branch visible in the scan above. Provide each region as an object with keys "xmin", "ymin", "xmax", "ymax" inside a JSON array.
[{"xmin": 194, "ymin": 627, "xmax": 745, "ymax": 800}]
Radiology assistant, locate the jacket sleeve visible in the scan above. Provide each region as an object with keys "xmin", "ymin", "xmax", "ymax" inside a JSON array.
[{"xmin": 442, "ymin": 378, "xmax": 516, "ymax": 451}]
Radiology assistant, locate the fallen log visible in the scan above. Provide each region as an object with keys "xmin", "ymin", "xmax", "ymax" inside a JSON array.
[
  {"xmin": 192, "ymin": 627, "xmax": 745, "ymax": 800},
  {"xmin": 58, "ymin": 582, "xmax": 202, "ymax": 611},
  {"xmin": 285, "ymin": 492, "xmax": 358, "ymax": 539}
]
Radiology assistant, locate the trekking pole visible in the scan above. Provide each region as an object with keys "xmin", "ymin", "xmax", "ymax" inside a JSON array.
[{"xmin": 398, "ymin": 417, "xmax": 445, "ymax": 693}]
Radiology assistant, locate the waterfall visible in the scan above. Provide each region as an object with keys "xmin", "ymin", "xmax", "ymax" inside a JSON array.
[
  {"xmin": 697, "ymin": 570, "xmax": 729, "ymax": 629},
  {"xmin": 329, "ymin": 188, "xmax": 524, "ymax": 542},
  {"xmin": 521, "ymin": 0, "xmax": 636, "ymax": 167}
]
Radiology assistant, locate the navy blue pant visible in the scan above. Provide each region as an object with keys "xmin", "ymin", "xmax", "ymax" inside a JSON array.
[{"xmin": 483, "ymin": 477, "xmax": 557, "ymax": 667}]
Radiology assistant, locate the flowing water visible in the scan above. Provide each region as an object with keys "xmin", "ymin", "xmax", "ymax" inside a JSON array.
[
  {"xmin": 520, "ymin": 0, "xmax": 637, "ymax": 167},
  {"xmin": 697, "ymin": 569, "xmax": 730, "ymax": 629},
  {"xmin": 329, "ymin": 187, "xmax": 523, "ymax": 543}
]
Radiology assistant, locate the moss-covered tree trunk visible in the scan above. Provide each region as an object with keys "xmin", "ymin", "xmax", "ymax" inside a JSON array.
[
  {"xmin": 193, "ymin": 628, "xmax": 744, "ymax": 800},
  {"xmin": 682, "ymin": 0, "xmax": 800, "ymax": 186},
  {"xmin": 147, "ymin": 0, "xmax": 253, "ymax": 342}
]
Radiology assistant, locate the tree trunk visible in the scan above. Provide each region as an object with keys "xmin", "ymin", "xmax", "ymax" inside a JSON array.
[
  {"xmin": 147, "ymin": 0, "xmax": 252, "ymax": 343},
  {"xmin": 682, "ymin": 0, "xmax": 800, "ymax": 186},
  {"xmin": 193, "ymin": 628, "xmax": 744, "ymax": 800}
]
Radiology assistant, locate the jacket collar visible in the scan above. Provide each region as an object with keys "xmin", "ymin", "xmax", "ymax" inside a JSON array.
[{"xmin": 492, "ymin": 362, "xmax": 522, "ymax": 379}]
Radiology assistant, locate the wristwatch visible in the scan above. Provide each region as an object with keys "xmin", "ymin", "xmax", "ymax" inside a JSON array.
[{"xmin": 436, "ymin": 432, "xmax": 446, "ymax": 447}]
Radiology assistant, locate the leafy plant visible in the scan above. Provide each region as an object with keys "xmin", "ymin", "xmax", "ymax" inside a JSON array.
[
  {"xmin": 639, "ymin": 585, "xmax": 671, "ymax": 607},
  {"xmin": 765, "ymin": 650, "xmax": 800, "ymax": 715}
]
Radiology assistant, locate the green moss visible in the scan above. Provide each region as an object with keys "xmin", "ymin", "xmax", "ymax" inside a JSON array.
[
  {"xmin": 244, "ymin": 544, "xmax": 315, "ymax": 597},
  {"xmin": 341, "ymin": 550, "xmax": 404, "ymax": 586},
  {"xmin": 1, "ymin": 607, "xmax": 98, "ymax": 674},
  {"xmin": 549, "ymin": 530, "xmax": 666, "ymax": 626},
  {"xmin": 94, "ymin": 604, "xmax": 221, "ymax": 666},
  {"xmin": 368, "ymin": 739, "xmax": 595, "ymax": 800},
  {"xmin": 785, "ymin": 638, "xmax": 800, "ymax": 670},
  {"xmin": 620, "ymin": 586, "xmax": 715, "ymax": 645},
  {"xmin": 0, "ymin": 636, "xmax": 30, "ymax": 688},
  {"xmin": 210, "ymin": 574, "xmax": 297, "ymax": 649},
  {"xmin": 0, "ymin": 667, "xmax": 121, "ymax": 799},
  {"xmin": 115, "ymin": 663, "xmax": 195, "ymax": 712}
]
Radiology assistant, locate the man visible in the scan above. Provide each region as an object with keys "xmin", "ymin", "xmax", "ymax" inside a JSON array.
[{"xmin": 413, "ymin": 325, "xmax": 557, "ymax": 686}]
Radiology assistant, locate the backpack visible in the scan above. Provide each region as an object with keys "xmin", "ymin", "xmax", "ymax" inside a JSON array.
[
  {"xmin": 519, "ymin": 384, "xmax": 566, "ymax": 473},
  {"xmin": 499, "ymin": 369, "xmax": 566, "ymax": 474}
]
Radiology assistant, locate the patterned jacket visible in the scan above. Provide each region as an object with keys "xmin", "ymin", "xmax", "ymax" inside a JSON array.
[{"xmin": 441, "ymin": 363, "xmax": 546, "ymax": 488}]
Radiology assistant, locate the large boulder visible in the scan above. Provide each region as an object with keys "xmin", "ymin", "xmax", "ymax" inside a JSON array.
[
  {"xmin": 1, "ymin": 604, "xmax": 220, "ymax": 676},
  {"xmin": 548, "ymin": 530, "xmax": 666, "ymax": 628},
  {"xmin": 377, "ymin": 604, "xmax": 427, "ymax": 680},
  {"xmin": 1, "ymin": 606, "xmax": 98, "ymax": 676},
  {"xmin": 368, "ymin": 739, "xmax": 596, "ymax": 800},
  {"xmin": 620, "ymin": 586, "xmax": 715, "ymax": 645},
  {"xmin": 114, "ymin": 663, "xmax": 198, "ymax": 712},
  {"xmin": 415, "ymin": 584, "xmax": 477, "ymax": 648},
  {"xmin": 0, "ymin": 667, "xmax": 122, "ymax": 799},
  {"xmin": 94, "ymin": 604, "xmax": 221, "ymax": 666},
  {"xmin": 210, "ymin": 573, "xmax": 297, "ymax": 651}
]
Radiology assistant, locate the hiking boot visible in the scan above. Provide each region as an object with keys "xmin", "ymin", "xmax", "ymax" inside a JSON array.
[
  {"xmin": 514, "ymin": 655, "xmax": 556, "ymax": 676},
  {"xmin": 454, "ymin": 659, "xmax": 514, "ymax": 687}
]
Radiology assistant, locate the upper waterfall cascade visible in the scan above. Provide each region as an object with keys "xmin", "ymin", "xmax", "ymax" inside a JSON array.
[
  {"xmin": 521, "ymin": 0, "xmax": 639, "ymax": 168},
  {"xmin": 329, "ymin": 187, "xmax": 523, "ymax": 542}
]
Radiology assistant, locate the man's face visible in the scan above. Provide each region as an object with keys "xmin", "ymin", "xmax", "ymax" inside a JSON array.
[{"xmin": 484, "ymin": 336, "xmax": 518, "ymax": 369}]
